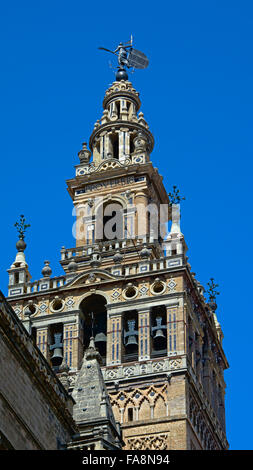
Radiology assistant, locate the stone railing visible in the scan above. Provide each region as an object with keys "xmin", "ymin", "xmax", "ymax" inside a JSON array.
[
  {"xmin": 60, "ymin": 237, "xmax": 160, "ymax": 261},
  {"xmin": 26, "ymin": 275, "xmax": 67, "ymax": 294},
  {"xmin": 8, "ymin": 253, "xmax": 185, "ymax": 297}
]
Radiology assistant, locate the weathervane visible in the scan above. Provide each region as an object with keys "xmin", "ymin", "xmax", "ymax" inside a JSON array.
[
  {"xmin": 14, "ymin": 214, "xmax": 30, "ymax": 240},
  {"xmin": 98, "ymin": 36, "xmax": 149, "ymax": 81},
  {"xmin": 168, "ymin": 186, "xmax": 186, "ymax": 205}
]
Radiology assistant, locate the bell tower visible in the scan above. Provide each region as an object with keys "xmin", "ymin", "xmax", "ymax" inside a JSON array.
[
  {"xmin": 6, "ymin": 42, "xmax": 229, "ymax": 450},
  {"xmin": 67, "ymin": 78, "xmax": 166, "ymax": 250}
]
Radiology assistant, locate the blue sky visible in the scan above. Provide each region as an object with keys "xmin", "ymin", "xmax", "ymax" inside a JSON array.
[{"xmin": 0, "ymin": 0, "xmax": 252, "ymax": 449}]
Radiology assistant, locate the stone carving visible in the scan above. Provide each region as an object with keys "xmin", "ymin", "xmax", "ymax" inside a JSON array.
[
  {"xmin": 106, "ymin": 369, "xmax": 118, "ymax": 379},
  {"xmin": 97, "ymin": 158, "xmax": 131, "ymax": 172},
  {"xmin": 167, "ymin": 279, "xmax": 177, "ymax": 292},
  {"xmin": 111, "ymin": 289, "xmax": 121, "ymax": 301},
  {"xmin": 65, "ymin": 297, "xmax": 75, "ymax": 309},
  {"xmin": 139, "ymin": 284, "xmax": 148, "ymax": 296},
  {"xmin": 39, "ymin": 303, "xmax": 47, "ymax": 313},
  {"xmin": 127, "ymin": 434, "xmax": 168, "ymax": 450},
  {"xmin": 68, "ymin": 374, "xmax": 78, "ymax": 389},
  {"xmin": 169, "ymin": 358, "xmax": 182, "ymax": 369},
  {"xmin": 140, "ymin": 364, "xmax": 148, "ymax": 374},
  {"xmin": 87, "ymin": 273, "xmax": 96, "ymax": 283},
  {"xmin": 152, "ymin": 361, "xmax": 164, "ymax": 372},
  {"xmin": 109, "ymin": 384, "xmax": 167, "ymax": 425},
  {"xmin": 123, "ymin": 366, "xmax": 135, "ymax": 377},
  {"xmin": 189, "ymin": 394, "xmax": 218, "ymax": 450},
  {"xmin": 77, "ymin": 157, "xmax": 133, "ymax": 175},
  {"xmin": 105, "ymin": 81, "xmax": 139, "ymax": 99}
]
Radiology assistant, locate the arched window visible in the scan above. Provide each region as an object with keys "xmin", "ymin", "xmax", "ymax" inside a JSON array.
[{"xmin": 95, "ymin": 201, "xmax": 124, "ymax": 242}]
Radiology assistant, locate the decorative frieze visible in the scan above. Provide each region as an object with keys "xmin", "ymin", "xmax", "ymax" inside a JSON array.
[
  {"xmin": 127, "ymin": 434, "xmax": 168, "ymax": 450},
  {"xmin": 102, "ymin": 355, "xmax": 186, "ymax": 381}
]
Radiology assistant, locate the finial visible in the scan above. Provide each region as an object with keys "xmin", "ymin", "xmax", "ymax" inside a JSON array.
[
  {"xmin": 98, "ymin": 37, "xmax": 149, "ymax": 81},
  {"xmin": 84, "ymin": 330, "xmax": 102, "ymax": 364},
  {"xmin": 88, "ymin": 336, "xmax": 96, "ymax": 350},
  {"xmin": 42, "ymin": 260, "xmax": 52, "ymax": 278},
  {"xmin": 78, "ymin": 142, "xmax": 91, "ymax": 163},
  {"xmin": 206, "ymin": 278, "xmax": 220, "ymax": 311},
  {"xmin": 68, "ymin": 258, "xmax": 78, "ymax": 272},
  {"xmin": 168, "ymin": 186, "xmax": 186, "ymax": 206},
  {"xmin": 14, "ymin": 215, "xmax": 30, "ymax": 240}
]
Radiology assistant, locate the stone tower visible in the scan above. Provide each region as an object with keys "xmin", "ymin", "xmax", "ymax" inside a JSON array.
[{"xmin": 7, "ymin": 75, "xmax": 229, "ymax": 450}]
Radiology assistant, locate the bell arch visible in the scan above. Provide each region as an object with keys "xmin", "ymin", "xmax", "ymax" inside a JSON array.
[
  {"xmin": 79, "ymin": 293, "xmax": 107, "ymax": 364},
  {"xmin": 150, "ymin": 305, "xmax": 167, "ymax": 357}
]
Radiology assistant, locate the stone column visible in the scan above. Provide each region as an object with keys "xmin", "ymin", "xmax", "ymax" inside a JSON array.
[
  {"xmin": 167, "ymin": 306, "xmax": 178, "ymax": 355},
  {"xmin": 63, "ymin": 321, "xmax": 83, "ymax": 370},
  {"xmin": 135, "ymin": 191, "xmax": 148, "ymax": 240},
  {"xmin": 100, "ymin": 134, "xmax": 105, "ymax": 160},
  {"xmin": 107, "ymin": 313, "xmax": 122, "ymax": 366},
  {"xmin": 138, "ymin": 310, "xmax": 150, "ymax": 361},
  {"xmin": 118, "ymin": 130, "xmax": 125, "ymax": 161},
  {"xmin": 125, "ymin": 129, "xmax": 130, "ymax": 157},
  {"xmin": 36, "ymin": 326, "xmax": 50, "ymax": 361},
  {"xmin": 106, "ymin": 132, "xmax": 113, "ymax": 158},
  {"xmin": 120, "ymin": 99, "xmax": 128, "ymax": 121}
]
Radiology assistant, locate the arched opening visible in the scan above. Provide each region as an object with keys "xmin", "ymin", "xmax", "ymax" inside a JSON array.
[
  {"xmin": 95, "ymin": 201, "xmax": 124, "ymax": 242},
  {"xmin": 123, "ymin": 310, "xmax": 139, "ymax": 362},
  {"xmin": 109, "ymin": 132, "xmax": 119, "ymax": 159},
  {"xmin": 151, "ymin": 305, "xmax": 167, "ymax": 357},
  {"xmin": 130, "ymin": 136, "xmax": 135, "ymax": 155},
  {"xmin": 49, "ymin": 323, "xmax": 64, "ymax": 369},
  {"xmin": 79, "ymin": 294, "xmax": 107, "ymax": 364}
]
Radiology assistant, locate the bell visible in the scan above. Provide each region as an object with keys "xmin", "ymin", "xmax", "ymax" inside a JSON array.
[
  {"xmin": 50, "ymin": 333, "xmax": 63, "ymax": 366},
  {"xmin": 51, "ymin": 347, "xmax": 63, "ymax": 363},
  {"xmin": 94, "ymin": 331, "xmax": 107, "ymax": 357},
  {"xmin": 152, "ymin": 317, "xmax": 166, "ymax": 341},
  {"xmin": 154, "ymin": 328, "xmax": 166, "ymax": 339},
  {"xmin": 124, "ymin": 319, "xmax": 138, "ymax": 351},
  {"xmin": 126, "ymin": 335, "xmax": 138, "ymax": 347},
  {"xmin": 94, "ymin": 332, "xmax": 107, "ymax": 343}
]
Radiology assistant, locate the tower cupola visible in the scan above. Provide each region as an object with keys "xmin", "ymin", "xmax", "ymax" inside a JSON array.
[{"xmin": 87, "ymin": 80, "xmax": 154, "ymax": 168}]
